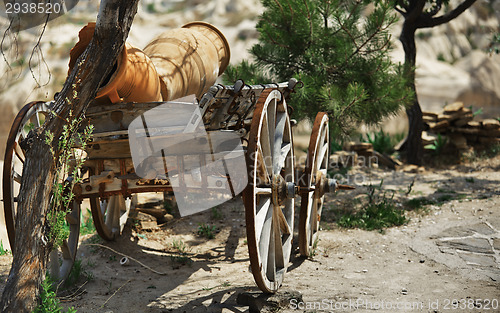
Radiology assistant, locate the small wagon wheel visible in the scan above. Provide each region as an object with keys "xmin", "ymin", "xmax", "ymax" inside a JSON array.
[
  {"xmin": 3, "ymin": 101, "xmax": 81, "ymax": 281},
  {"xmin": 243, "ymin": 89, "xmax": 295, "ymax": 293},
  {"xmin": 90, "ymin": 194, "xmax": 132, "ymax": 241},
  {"xmin": 299, "ymin": 112, "xmax": 329, "ymax": 256}
]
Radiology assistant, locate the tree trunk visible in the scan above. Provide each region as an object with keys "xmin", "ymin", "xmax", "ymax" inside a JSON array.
[
  {"xmin": 0, "ymin": 1, "xmax": 139, "ymax": 311},
  {"xmin": 400, "ymin": 22, "xmax": 423, "ymax": 165}
]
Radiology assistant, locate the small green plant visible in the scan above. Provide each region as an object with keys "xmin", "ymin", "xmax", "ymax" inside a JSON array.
[
  {"xmin": 169, "ymin": 255, "xmax": 192, "ymax": 267},
  {"xmin": 80, "ymin": 209, "xmax": 96, "ymax": 236},
  {"xmin": 309, "ymin": 238, "xmax": 319, "ymax": 258},
  {"xmin": 424, "ymin": 134, "xmax": 447, "ymax": 155},
  {"xmin": 337, "ymin": 181, "xmax": 408, "ymax": 231},
  {"xmin": 489, "ymin": 33, "xmax": 500, "ymax": 54},
  {"xmin": 405, "ymin": 197, "xmax": 434, "ymax": 211},
  {"xmin": 197, "ymin": 223, "xmax": 217, "ymax": 239},
  {"xmin": 211, "ymin": 207, "xmax": 223, "ymax": 220},
  {"xmin": 45, "ymin": 106, "xmax": 94, "ymax": 247},
  {"xmin": 34, "ymin": 276, "xmax": 76, "ymax": 313},
  {"xmin": 64, "ymin": 259, "xmax": 82, "ymax": 287},
  {"xmin": 171, "ymin": 239, "xmax": 187, "ymax": 253},
  {"xmin": 0, "ymin": 240, "xmax": 11, "ymax": 256},
  {"xmin": 468, "ymin": 105, "xmax": 483, "ymax": 117},
  {"xmin": 465, "ymin": 177, "xmax": 475, "ymax": 183},
  {"xmin": 362, "ymin": 130, "xmax": 393, "ymax": 154}
]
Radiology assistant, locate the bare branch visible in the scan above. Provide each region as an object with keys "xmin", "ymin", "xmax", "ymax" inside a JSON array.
[{"xmin": 417, "ymin": 0, "xmax": 477, "ymax": 28}]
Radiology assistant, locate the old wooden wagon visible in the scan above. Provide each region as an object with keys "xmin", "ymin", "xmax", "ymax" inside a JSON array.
[{"xmin": 3, "ymin": 21, "xmax": 341, "ymax": 293}]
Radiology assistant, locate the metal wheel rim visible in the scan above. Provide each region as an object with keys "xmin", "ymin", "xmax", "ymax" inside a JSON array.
[
  {"xmin": 90, "ymin": 194, "xmax": 131, "ymax": 241},
  {"xmin": 243, "ymin": 89, "xmax": 295, "ymax": 293},
  {"xmin": 299, "ymin": 112, "xmax": 329, "ymax": 256}
]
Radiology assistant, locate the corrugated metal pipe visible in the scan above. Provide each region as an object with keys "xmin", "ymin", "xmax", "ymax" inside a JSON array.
[
  {"xmin": 68, "ymin": 22, "xmax": 163, "ymax": 104},
  {"xmin": 143, "ymin": 21, "xmax": 231, "ymax": 101}
]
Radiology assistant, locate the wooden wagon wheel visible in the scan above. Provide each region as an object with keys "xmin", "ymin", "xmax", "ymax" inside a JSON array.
[
  {"xmin": 243, "ymin": 89, "xmax": 295, "ymax": 293},
  {"xmin": 90, "ymin": 194, "xmax": 132, "ymax": 241},
  {"xmin": 2, "ymin": 101, "xmax": 81, "ymax": 281},
  {"xmin": 299, "ymin": 112, "xmax": 329, "ymax": 256}
]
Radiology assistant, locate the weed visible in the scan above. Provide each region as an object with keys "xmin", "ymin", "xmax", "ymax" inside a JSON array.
[
  {"xmin": 172, "ymin": 239, "xmax": 187, "ymax": 253},
  {"xmin": 405, "ymin": 197, "xmax": 434, "ymax": 211},
  {"xmin": 84, "ymin": 270, "xmax": 94, "ymax": 281},
  {"xmin": 0, "ymin": 241, "xmax": 11, "ymax": 255},
  {"xmin": 221, "ymin": 281, "xmax": 231, "ymax": 287},
  {"xmin": 469, "ymin": 106, "xmax": 483, "ymax": 117},
  {"xmin": 309, "ymin": 238, "xmax": 319, "ymax": 258},
  {"xmin": 211, "ymin": 207, "xmax": 223, "ymax": 220},
  {"xmin": 337, "ymin": 181, "xmax": 408, "ymax": 231},
  {"xmin": 465, "ymin": 177, "xmax": 475, "ymax": 183},
  {"xmin": 34, "ymin": 276, "xmax": 76, "ymax": 313},
  {"xmin": 169, "ymin": 255, "xmax": 192, "ymax": 267},
  {"xmin": 80, "ymin": 208, "xmax": 96, "ymax": 235},
  {"xmin": 437, "ymin": 194, "xmax": 454, "ymax": 203},
  {"xmin": 481, "ymin": 144, "xmax": 500, "ymax": 158},
  {"xmin": 338, "ymin": 200, "xmax": 407, "ymax": 230},
  {"xmin": 197, "ymin": 223, "xmax": 217, "ymax": 239},
  {"xmin": 362, "ymin": 129, "xmax": 394, "ymax": 154},
  {"xmin": 64, "ymin": 259, "xmax": 82, "ymax": 287},
  {"xmin": 109, "ymin": 255, "xmax": 116, "ymax": 262},
  {"xmin": 45, "ymin": 106, "xmax": 93, "ymax": 246},
  {"xmin": 424, "ymin": 134, "xmax": 447, "ymax": 155}
]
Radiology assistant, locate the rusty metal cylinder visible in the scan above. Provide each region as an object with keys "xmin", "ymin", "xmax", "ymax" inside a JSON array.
[
  {"xmin": 143, "ymin": 21, "xmax": 231, "ymax": 101},
  {"xmin": 68, "ymin": 23, "xmax": 163, "ymax": 104}
]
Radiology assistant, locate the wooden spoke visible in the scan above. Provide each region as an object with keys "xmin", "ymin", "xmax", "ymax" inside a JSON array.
[
  {"xmin": 90, "ymin": 193, "xmax": 132, "ymax": 241},
  {"xmin": 299, "ymin": 112, "xmax": 329, "ymax": 257},
  {"xmin": 243, "ymin": 89, "xmax": 295, "ymax": 293}
]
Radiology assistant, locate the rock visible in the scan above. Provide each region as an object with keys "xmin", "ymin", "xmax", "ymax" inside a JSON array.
[
  {"xmin": 237, "ymin": 290, "xmax": 303, "ymax": 313},
  {"xmin": 453, "ymin": 114, "xmax": 473, "ymax": 127},
  {"xmin": 456, "ymin": 53, "xmax": 500, "ymax": 108},
  {"xmin": 422, "ymin": 131, "xmax": 438, "ymax": 145},
  {"xmin": 443, "ymin": 101, "xmax": 464, "ymax": 113},
  {"xmin": 479, "ymin": 129, "xmax": 500, "ymax": 137},
  {"xmin": 373, "ymin": 151, "xmax": 401, "ymax": 170},
  {"xmin": 437, "ymin": 238, "xmax": 494, "ymax": 254},
  {"xmin": 466, "ymin": 121, "xmax": 481, "ymax": 129},
  {"xmin": 402, "ymin": 164, "xmax": 419, "ymax": 173},
  {"xmin": 448, "ymin": 133, "xmax": 468, "ymax": 149},
  {"xmin": 140, "ymin": 220, "xmax": 158, "ymax": 230},
  {"xmin": 430, "ymin": 120, "xmax": 449, "ymax": 132},
  {"xmin": 423, "ymin": 111, "xmax": 439, "ymax": 120},
  {"xmin": 481, "ymin": 119, "xmax": 500, "ymax": 130},
  {"xmin": 345, "ymin": 142, "xmax": 373, "ymax": 151},
  {"xmin": 478, "ymin": 137, "xmax": 500, "ymax": 144}
]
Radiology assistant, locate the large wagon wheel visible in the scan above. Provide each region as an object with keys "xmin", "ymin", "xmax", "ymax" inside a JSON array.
[
  {"xmin": 3, "ymin": 101, "xmax": 81, "ymax": 281},
  {"xmin": 243, "ymin": 89, "xmax": 295, "ymax": 293},
  {"xmin": 90, "ymin": 194, "xmax": 131, "ymax": 241},
  {"xmin": 299, "ymin": 112, "xmax": 329, "ymax": 256}
]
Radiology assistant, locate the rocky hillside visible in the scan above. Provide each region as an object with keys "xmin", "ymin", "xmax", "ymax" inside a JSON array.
[{"xmin": 0, "ymin": 0, "xmax": 498, "ymax": 157}]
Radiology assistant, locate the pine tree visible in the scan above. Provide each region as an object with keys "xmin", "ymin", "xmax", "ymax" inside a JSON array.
[{"xmin": 224, "ymin": 0, "xmax": 412, "ymax": 137}]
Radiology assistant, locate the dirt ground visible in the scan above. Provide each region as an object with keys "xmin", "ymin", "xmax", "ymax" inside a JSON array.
[{"xmin": 0, "ymin": 154, "xmax": 499, "ymax": 313}]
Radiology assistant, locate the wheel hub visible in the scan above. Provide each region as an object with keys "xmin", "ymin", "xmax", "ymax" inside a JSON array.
[{"xmin": 271, "ymin": 174, "xmax": 287, "ymax": 206}]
